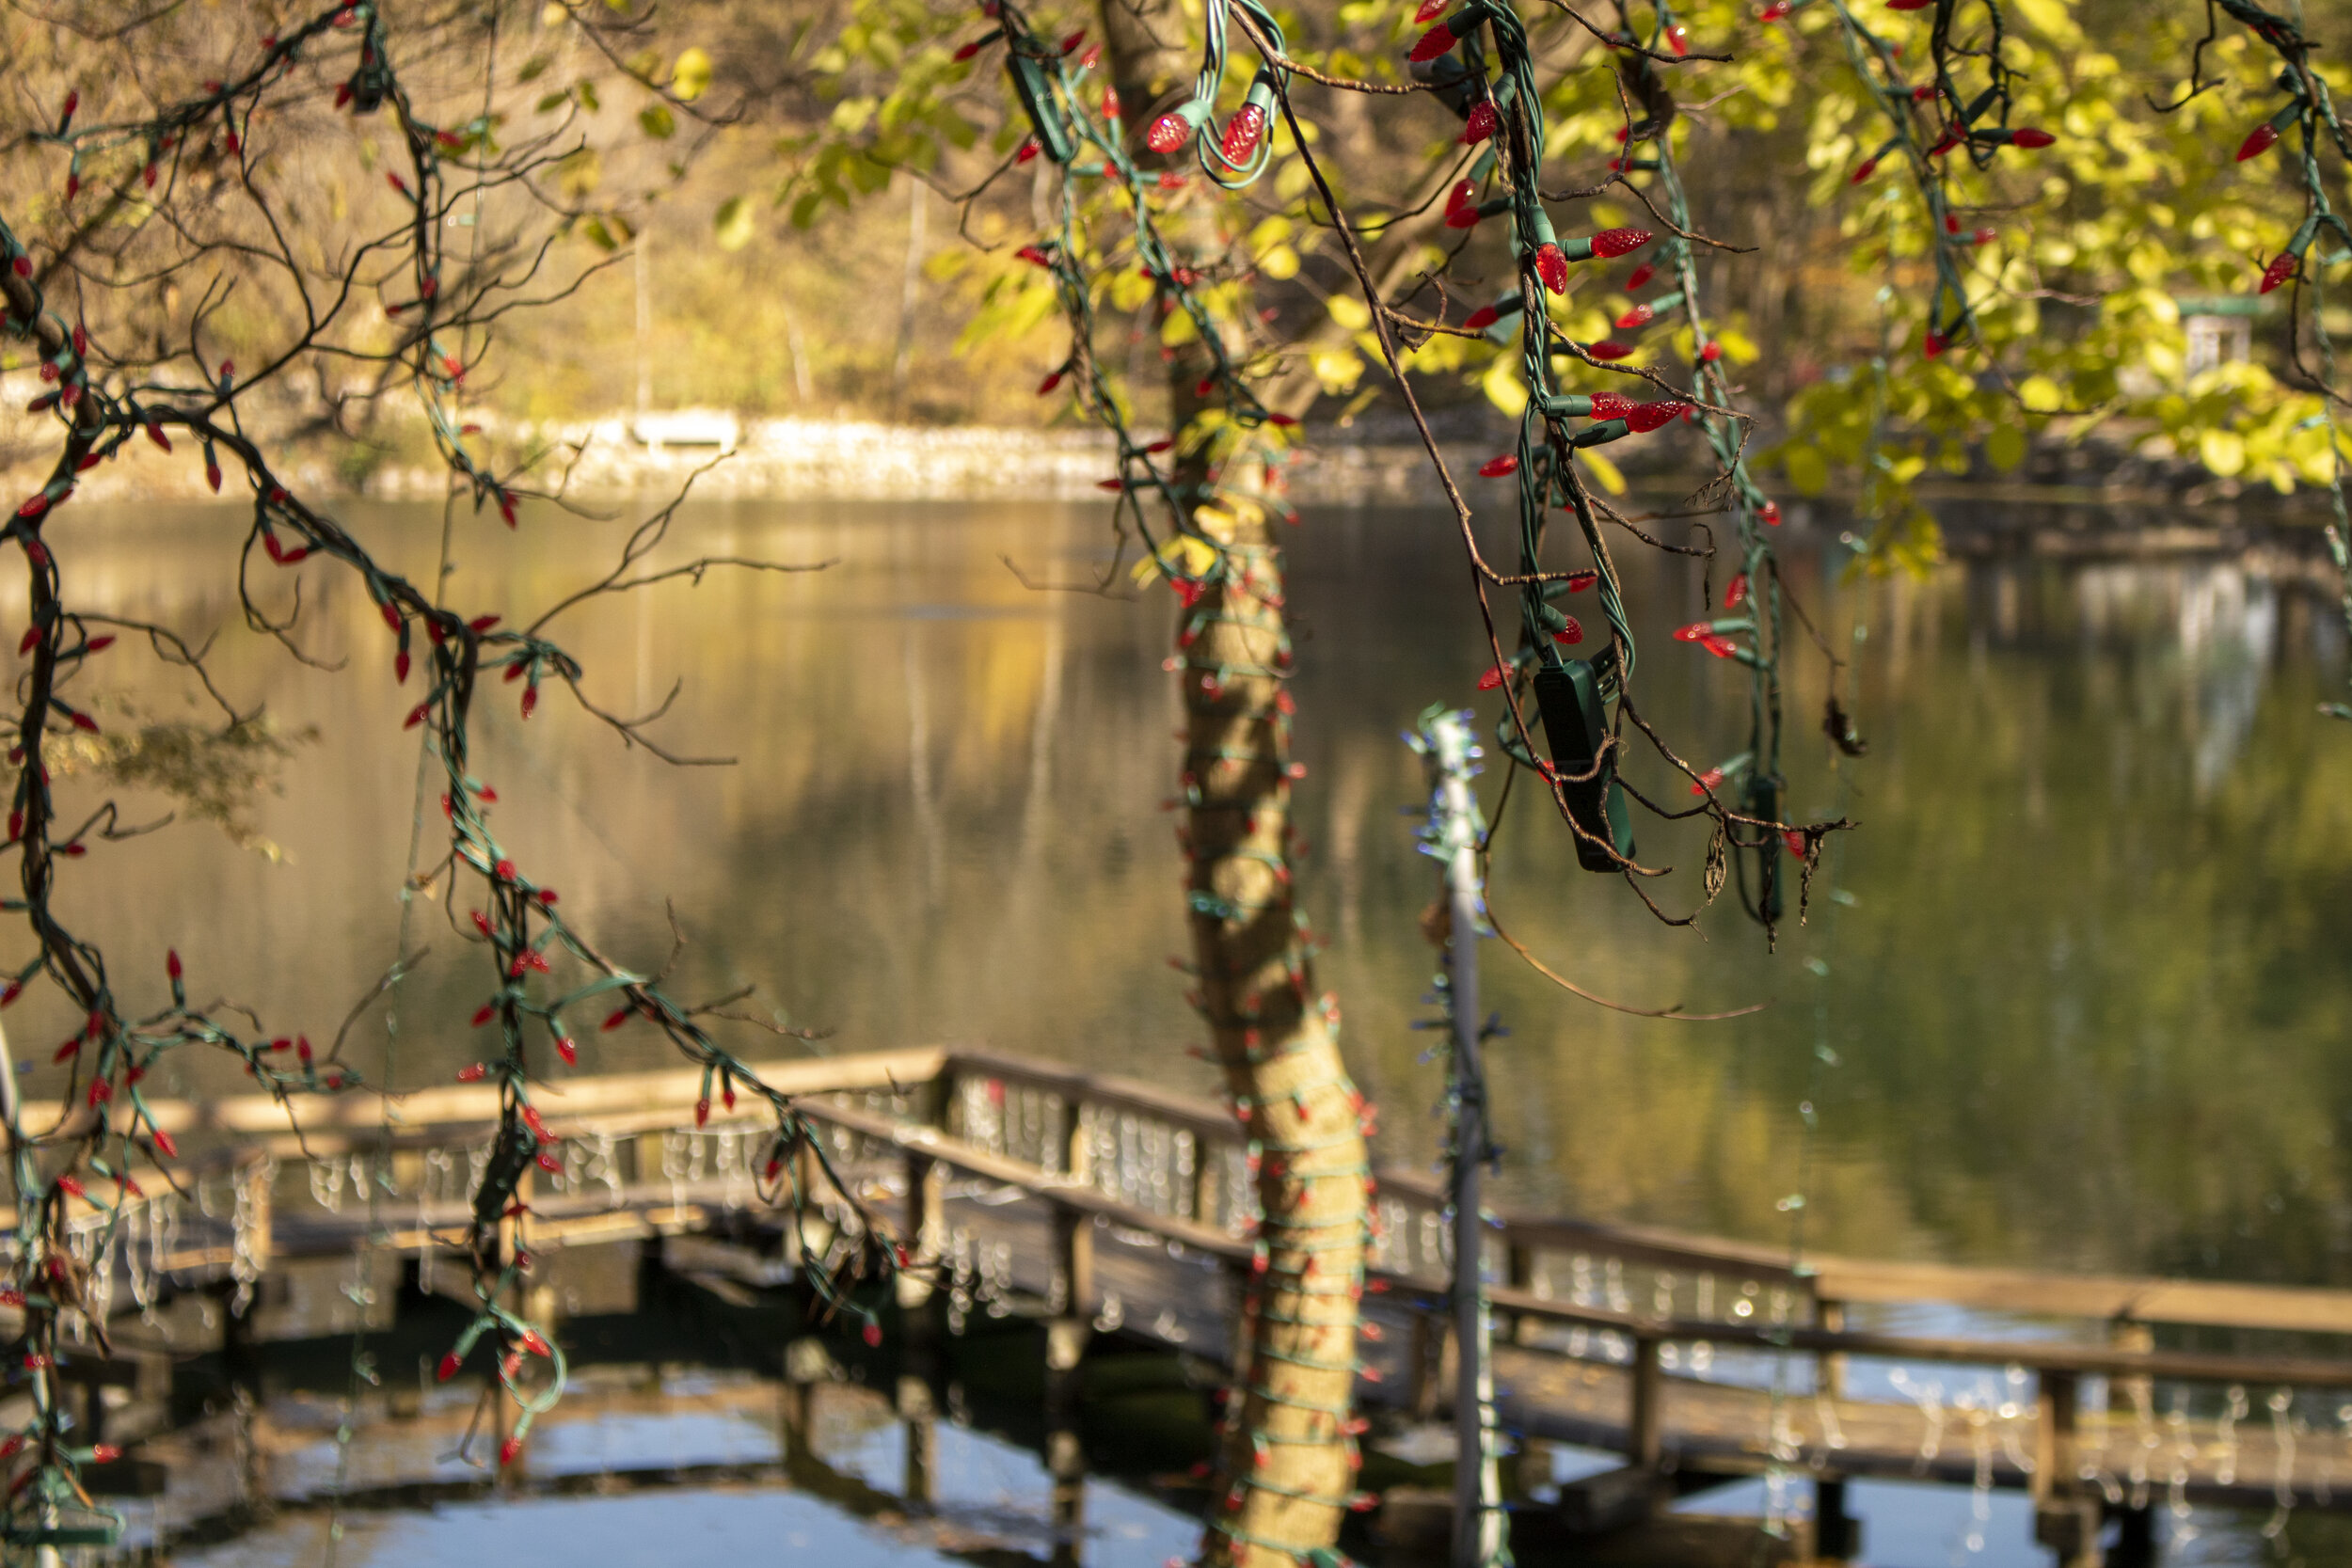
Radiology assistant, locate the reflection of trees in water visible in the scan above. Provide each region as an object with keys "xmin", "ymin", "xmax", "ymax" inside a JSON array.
[{"xmin": 39, "ymin": 498, "xmax": 2352, "ymax": 1284}]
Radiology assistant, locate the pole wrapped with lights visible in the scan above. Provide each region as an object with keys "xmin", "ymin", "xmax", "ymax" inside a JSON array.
[{"xmin": 1404, "ymin": 705, "xmax": 1508, "ymax": 1568}]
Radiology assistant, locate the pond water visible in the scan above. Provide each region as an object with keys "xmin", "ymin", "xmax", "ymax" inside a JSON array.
[
  {"xmin": 16, "ymin": 493, "xmax": 2352, "ymax": 1563},
  {"xmin": 32, "ymin": 495, "xmax": 2352, "ymax": 1284}
]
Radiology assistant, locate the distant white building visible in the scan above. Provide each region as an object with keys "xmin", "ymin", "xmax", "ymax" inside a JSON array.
[
  {"xmin": 2175, "ymin": 296, "xmax": 2260, "ymax": 376},
  {"xmin": 628, "ymin": 409, "xmax": 740, "ymax": 453}
]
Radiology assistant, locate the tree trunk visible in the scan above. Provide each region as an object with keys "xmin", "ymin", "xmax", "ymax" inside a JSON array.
[
  {"xmin": 1095, "ymin": 10, "xmax": 1373, "ymax": 1565},
  {"xmin": 1184, "ymin": 505, "xmax": 1370, "ymax": 1568}
]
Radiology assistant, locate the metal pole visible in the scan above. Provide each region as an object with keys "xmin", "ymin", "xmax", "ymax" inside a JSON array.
[{"xmin": 1418, "ymin": 709, "xmax": 1504, "ymax": 1568}]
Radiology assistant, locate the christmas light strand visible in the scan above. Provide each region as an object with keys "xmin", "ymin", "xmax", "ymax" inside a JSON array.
[{"xmin": 0, "ymin": 5, "xmax": 897, "ymax": 1538}]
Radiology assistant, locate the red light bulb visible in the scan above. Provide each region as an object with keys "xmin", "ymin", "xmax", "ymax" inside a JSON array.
[
  {"xmin": 1535, "ymin": 243, "xmax": 1568, "ymax": 293},
  {"xmin": 1592, "ymin": 227, "xmax": 1652, "ymax": 258},
  {"xmin": 1147, "ymin": 115, "xmax": 1191, "ymax": 154},
  {"xmin": 1219, "ymin": 104, "xmax": 1264, "ymax": 164},
  {"xmin": 1477, "ymin": 453, "xmax": 1518, "ymax": 477},
  {"xmin": 2237, "ymin": 123, "xmax": 2280, "ymax": 162},
  {"xmin": 1461, "ymin": 102, "xmax": 1498, "ymax": 144}
]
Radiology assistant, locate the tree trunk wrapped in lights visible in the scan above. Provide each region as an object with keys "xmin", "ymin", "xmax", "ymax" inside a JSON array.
[
  {"xmin": 1092, "ymin": 5, "xmax": 1374, "ymax": 1560},
  {"xmin": 1178, "ymin": 496, "xmax": 1371, "ymax": 1568}
]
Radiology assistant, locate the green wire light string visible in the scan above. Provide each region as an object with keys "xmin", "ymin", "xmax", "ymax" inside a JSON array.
[
  {"xmin": 1410, "ymin": 0, "xmax": 1665, "ymax": 816},
  {"xmin": 0, "ymin": 10, "xmax": 901, "ymax": 1531},
  {"xmin": 974, "ymin": 0, "xmax": 1295, "ymax": 588},
  {"xmin": 1618, "ymin": 0, "xmax": 1804, "ymax": 927},
  {"xmin": 2183, "ymin": 0, "xmax": 2352, "ymax": 717}
]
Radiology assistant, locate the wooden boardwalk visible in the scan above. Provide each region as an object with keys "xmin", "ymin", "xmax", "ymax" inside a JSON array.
[{"xmin": 24, "ymin": 1045, "xmax": 2352, "ymax": 1563}]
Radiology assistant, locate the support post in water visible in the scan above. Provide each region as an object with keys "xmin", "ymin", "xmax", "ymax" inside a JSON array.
[{"xmin": 1409, "ymin": 705, "xmax": 1506, "ymax": 1568}]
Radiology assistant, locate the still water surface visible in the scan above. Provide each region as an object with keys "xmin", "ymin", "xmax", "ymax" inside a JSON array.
[{"xmin": 25, "ymin": 496, "xmax": 2352, "ymax": 1292}]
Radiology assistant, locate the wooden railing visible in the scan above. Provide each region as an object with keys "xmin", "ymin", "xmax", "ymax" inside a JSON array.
[{"xmin": 52, "ymin": 1044, "xmax": 2352, "ymax": 1546}]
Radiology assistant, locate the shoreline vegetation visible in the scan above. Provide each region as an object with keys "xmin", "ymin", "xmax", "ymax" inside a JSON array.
[{"xmin": 14, "ymin": 405, "xmax": 2346, "ymax": 568}]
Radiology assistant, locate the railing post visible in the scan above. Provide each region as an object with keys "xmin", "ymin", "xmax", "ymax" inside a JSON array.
[
  {"xmin": 897, "ymin": 1149, "xmax": 944, "ymax": 1350},
  {"xmin": 1628, "ymin": 1332, "xmax": 1663, "ymax": 1476},
  {"xmin": 926, "ymin": 1062, "xmax": 956, "ymax": 1134},
  {"xmin": 2110, "ymin": 1319, "xmax": 2153, "ymax": 1423},
  {"xmin": 2032, "ymin": 1370, "xmax": 2102, "ymax": 1568},
  {"xmin": 1506, "ymin": 1237, "xmax": 1538, "ymax": 1346},
  {"xmin": 1406, "ymin": 1306, "xmax": 1444, "ymax": 1423},
  {"xmin": 1814, "ymin": 1477, "xmax": 1861, "ymax": 1562},
  {"xmin": 1190, "ymin": 1135, "xmax": 1216, "ymax": 1227},
  {"xmin": 1060, "ymin": 1097, "xmax": 1089, "ymax": 1185},
  {"xmin": 1045, "ymin": 1200, "xmax": 1091, "ymax": 1568},
  {"xmin": 1816, "ymin": 1296, "xmax": 1848, "ymax": 1400},
  {"xmin": 1050, "ymin": 1202, "xmax": 1093, "ymax": 1321}
]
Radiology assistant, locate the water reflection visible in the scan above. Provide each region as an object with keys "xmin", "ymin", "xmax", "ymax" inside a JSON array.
[{"xmin": 22, "ymin": 499, "xmax": 2352, "ymax": 1291}]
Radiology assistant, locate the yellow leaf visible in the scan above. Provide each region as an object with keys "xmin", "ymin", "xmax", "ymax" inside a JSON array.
[
  {"xmin": 2017, "ymin": 375, "xmax": 2063, "ymax": 413},
  {"xmin": 1325, "ymin": 293, "xmax": 1372, "ymax": 331},
  {"xmin": 1481, "ymin": 352, "xmax": 1528, "ymax": 420},
  {"xmin": 1161, "ymin": 309, "xmax": 1200, "ymax": 347},
  {"xmin": 558, "ymin": 148, "xmax": 602, "ymax": 199},
  {"xmin": 1784, "ymin": 442, "xmax": 1830, "ymax": 497},
  {"xmin": 1311, "ymin": 347, "xmax": 1363, "ymax": 396},
  {"xmin": 1257, "ymin": 245, "xmax": 1300, "ymax": 281},
  {"xmin": 1581, "ymin": 451, "xmax": 1627, "ymax": 495},
  {"xmin": 1196, "ymin": 497, "xmax": 1263, "ymax": 541},
  {"xmin": 1108, "ymin": 268, "xmax": 1155, "ymax": 313},
  {"xmin": 2198, "ymin": 427, "xmax": 2247, "ymax": 477},
  {"xmin": 673, "ymin": 47, "xmax": 713, "ymax": 102},
  {"xmin": 1128, "ymin": 533, "xmax": 1220, "ymax": 587},
  {"xmin": 714, "ymin": 195, "xmax": 757, "ymax": 251}
]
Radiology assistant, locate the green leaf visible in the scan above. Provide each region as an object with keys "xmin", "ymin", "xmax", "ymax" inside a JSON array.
[
  {"xmin": 714, "ymin": 194, "xmax": 757, "ymax": 251},
  {"xmin": 516, "ymin": 54, "xmax": 552, "ymax": 84},
  {"xmin": 639, "ymin": 103, "xmax": 676, "ymax": 139},
  {"xmin": 1784, "ymin": 442, "xmax": 1830, "ymax": 497},
  {"xmin": 576, "ymin": 79, "xmax": 601, "ymax": 113},
  {"xmin": 673, "ymin": 47, "xmax": 713, "ymax": 103},
  {"xmin": 1985, "ymin": 422, "xmax": 2026, "ymax": 473},
  {"xmin": 581, "ymin": 216, "xmax": 618, "ymax": 252},
  {"xmin": 534, "ymin": 90, "xmax": 570, "ymax": 114},
  {"xmin": 554, "ymin": 973, "xmax": 647, "ymax": 1008}
]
